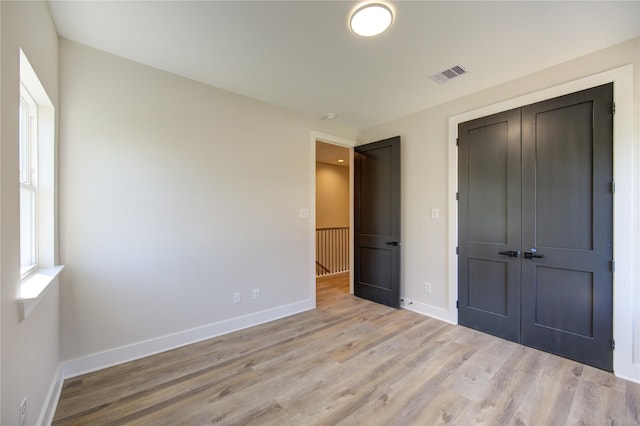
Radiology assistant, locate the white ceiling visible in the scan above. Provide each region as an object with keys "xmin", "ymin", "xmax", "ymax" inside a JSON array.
[{"xmin": 48, "ymin": 1, "xmax": 639, "ymax": 131}]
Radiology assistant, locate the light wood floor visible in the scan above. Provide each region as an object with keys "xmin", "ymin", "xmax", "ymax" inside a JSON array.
[{"xmin": 53, "ymin": 272, "xmax": 640, "ymax": 425}]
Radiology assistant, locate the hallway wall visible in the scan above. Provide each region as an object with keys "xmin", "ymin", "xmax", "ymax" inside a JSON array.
[{"xmin": 316, "ymin": 162, "xmax": 349, "ymax": 229}]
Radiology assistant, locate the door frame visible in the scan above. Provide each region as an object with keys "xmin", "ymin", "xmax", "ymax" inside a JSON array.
[
  {"xmin": 448, "ymin": 65, "xmax": 636, "ymax": 380},
  {"xmin": 309, "ymin": 131, "xmax": 357, "ymax": 305}
]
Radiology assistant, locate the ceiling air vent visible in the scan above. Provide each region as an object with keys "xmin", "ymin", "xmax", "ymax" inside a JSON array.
[{"xmin": 430, "ymin": 65, "xmax": 468, "ymax": 84}]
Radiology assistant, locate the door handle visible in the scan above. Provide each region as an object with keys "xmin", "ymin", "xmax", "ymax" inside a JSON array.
[
  {"xmin": 498, "ymin": 250, "xmax": 520, "ymax": 258},
  {"xmin": 385, "ymin": 241, "xmax": 401, "ymax": 247},
  {"xmin": 524, "ymin": 252, "xmax": 545, "ymax": 259}
]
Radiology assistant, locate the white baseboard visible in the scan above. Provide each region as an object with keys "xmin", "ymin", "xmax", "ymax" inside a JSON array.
[
  {"xmin": 400, "ymin": 298, "xmax": 457, "ymax": 325},
  {"xmin": 60, "ymin": 299, "xmax": 315, "ymax": 380},
  {"xmin": 613, "ymin": 362, "xmax": 640, "ymax": 385},
  {"xmin": 615, "ymin": 371, "xmax": 640, "ymax": 385},
  {"xmin": 38, "ymin": 364, "xmax": 63, "ymax": 426}
]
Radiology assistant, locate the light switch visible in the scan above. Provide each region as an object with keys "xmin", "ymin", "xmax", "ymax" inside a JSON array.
[
  {"xmin": 299, "ymin": 208, "xmax": 309, "ymax": 219},
  {"xmin": 431, "ymin": 208, "xmax": 439, "ymax": 219}
]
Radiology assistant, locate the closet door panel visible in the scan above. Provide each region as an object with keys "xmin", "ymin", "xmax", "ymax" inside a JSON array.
[
  {"xmin": 458, "ymin": 108, "xmax": 522, "ymax": 342},
  {"xmin": 521, "ymin": 83, "xmax": 613, "ymax": 371}
]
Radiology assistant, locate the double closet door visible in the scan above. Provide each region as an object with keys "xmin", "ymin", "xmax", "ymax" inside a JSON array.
[{"xmin": 458, "ymin": 83, "xmax": 614, "ymax": 371}]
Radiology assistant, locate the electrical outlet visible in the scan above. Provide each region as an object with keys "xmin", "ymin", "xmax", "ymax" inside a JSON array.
[
  {"xmin": 19, "ymin": 398, "xmax": 27, "ymax": 426},
  {"xmin": 252, "ymin": 288, "xmax": 260, "ymax": 300},
  {"xmin": 233, "ymin": 292, "xmax": 241, "ymax": 304},
  {"xmin": 425, "ymin": 282, "xmax": 432, "ymax": 294}
]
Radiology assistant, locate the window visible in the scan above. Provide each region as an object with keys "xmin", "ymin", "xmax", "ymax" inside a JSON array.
[
  {"xmin": 17, "ymin": 48, "xmax": 63, "ymax": 321},
  {"xmin": 19, "ymin": 84, "xmax": 39, "ymax": 277}
]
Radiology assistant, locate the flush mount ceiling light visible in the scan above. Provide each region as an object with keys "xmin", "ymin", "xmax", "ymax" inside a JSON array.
[{"xmin": 350, "ymin": 3, "xmax": 393, "ymax": 37}]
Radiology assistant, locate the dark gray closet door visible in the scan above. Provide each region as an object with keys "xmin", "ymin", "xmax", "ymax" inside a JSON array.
[
  {"xmin": 458, "ymin": 83, "xmax": 613, "ymax": 371},
  {"xmin": 458, "ymin": 108, "xmax": 522, "ymax": 342},
  {"xmin": 521, "ymin": 83, "xmax": 613, "ymax": 371}
]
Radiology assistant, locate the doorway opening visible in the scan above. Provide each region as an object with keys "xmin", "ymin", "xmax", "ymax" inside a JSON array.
[{"xmin": 315, "ymin": 140, "xmax": 352, "ymax": 304}]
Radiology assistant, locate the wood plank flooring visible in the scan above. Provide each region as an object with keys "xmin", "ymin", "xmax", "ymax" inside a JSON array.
[{"xmin": 53, "ymin": 273, "xmax": 640, "ymax": 425}]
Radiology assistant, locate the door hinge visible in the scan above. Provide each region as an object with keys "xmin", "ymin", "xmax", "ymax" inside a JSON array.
[
  {"xmin": 456, "ymin": 246, "xmax": 459, "ymax": 255},
  {"xmin": 611, "ymin": 339, "xmax": 615, "ymax": 351},
  {"xmin": 456, "ymin": 300, "xmax": 459, "ymax": 309},
  {"xmin": 456, "ymin": 192, "xmax": 459, "ymax": 201},
  {"xmin": 611, "ymin": 102, "xmax": 616, "ymax": 115},
  {"xmin": 456, "ymin": 138, "xmax": 459, "ymax": 147},
  {"xmin": 611, "ymin": 260, "xmax": 615, "ymax": 272},
  {"xmin": 610, "ymin": 181, "xmax": 615, "ymax": 194}
]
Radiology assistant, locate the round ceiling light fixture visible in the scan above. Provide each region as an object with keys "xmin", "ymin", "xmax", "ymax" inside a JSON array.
[{"xmin": 350, "ymin": 3, "xmax": 393, "ymax": 37}]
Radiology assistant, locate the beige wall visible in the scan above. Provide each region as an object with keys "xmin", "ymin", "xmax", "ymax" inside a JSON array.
[
  {"xmin": 316, "ymin": 163, "xmax": 349, "ymax": 229},
  {"xmin": 58, "ymin": 39, "xmax": 357, "ymax": 369},
  {"xmin": 0, "ymin": 1, "xmax": 61, "ymax": 424},
  {"xmin": 359, "ymin": 37, "xmax": 640, "ymax": 382}
]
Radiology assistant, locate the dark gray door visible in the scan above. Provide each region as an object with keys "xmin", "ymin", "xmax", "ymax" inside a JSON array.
[
  {"xmin": 354, "ymin": 136, "xmax": 401, "ymax": 308},
  {"xmin": 458, "ymin": 83, "xmax": 613, "ymax": 371},
  {"xmin": 458, "ymin": 108, "xmax": 522, "ymax": 342},
  {"xmin": 521, "ymin": 84, "xmax": 613, "ymax": 371}
]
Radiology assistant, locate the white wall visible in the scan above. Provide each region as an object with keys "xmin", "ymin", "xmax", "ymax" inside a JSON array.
[
  {"xmin": 0, "ymin": 1, "xmax": 61, "ymax": 425},
  {"xmin": 58, "ymin": 40, "xmax": 357, "ymax": 373},
  {"xmin": 316, "ymin": 163, "xmax": 349, "ymax": 229},
  {"xmin": 360, "ymin": 37, "xmax": 640, "ymax": 382}
]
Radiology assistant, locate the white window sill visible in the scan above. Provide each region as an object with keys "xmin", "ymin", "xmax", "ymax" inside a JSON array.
[{"xmin": 18, "ymin": 265, "xmax": 65, "ymax": 321}]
